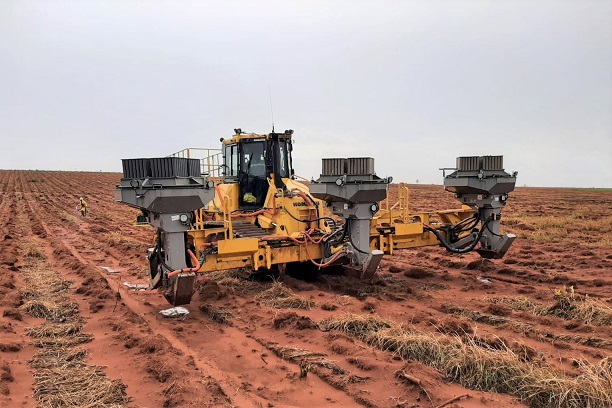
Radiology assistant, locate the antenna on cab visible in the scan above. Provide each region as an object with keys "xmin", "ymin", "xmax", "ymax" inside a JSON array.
[{"xmin": 268, "ymin": 84, "xmax": 274, "ymax": 133}]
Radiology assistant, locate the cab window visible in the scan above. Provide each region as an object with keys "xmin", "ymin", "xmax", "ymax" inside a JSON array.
[{"xmin": 223, "ymin": 144, "xmax": 239, "ymax": 179}]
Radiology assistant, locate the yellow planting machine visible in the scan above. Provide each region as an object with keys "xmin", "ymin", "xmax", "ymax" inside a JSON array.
[{"xmin": 116, "ymin": 129, "xmax": 517, "ymax": 305}]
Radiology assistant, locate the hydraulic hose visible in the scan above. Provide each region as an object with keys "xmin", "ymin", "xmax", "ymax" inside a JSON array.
[
  {"xmin": 303, "ymin": 236, "xmax": 348, "ymax": 268},
  {"xmin": 282, "ymin": 207, "xmax": 337, "ymax": 229},
  {"xmin": 327, "ymin": 220, "xmax": 348, "ymax": 246},
  {"xmin": 228, "ymin": 195, "xmax": 278, "ymax": 218},
  {"xmin": 154, "ymin": 230, "xmax": 203, "ymax": 277},
  {"xmin": 346, "ymin": 219, "xmax": 370, "ymax": 254},
  {"xmin": 452, "ymin": 213, "xmax": 480, "ymax": 234},
  {"xmin": 152, "ymin": 231, "xmax": 175, "ymax": 273},
  {"xmin": 424, "ymin": 215, "xmax": 493, "ymax": 254},
  {"xmin": 167, "ymin": 249, "xmax": 200, "ymax": 278},
  {"xmin": 305, "ymin": 192, "xmax": 321, "ymax": 221},
  {"xmin": 326, "ymin": 225, "xmax": 346, "ymax": 246}
]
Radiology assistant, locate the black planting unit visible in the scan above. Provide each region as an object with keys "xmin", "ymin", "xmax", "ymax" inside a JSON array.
[
  {"xmin": 121, "ymin": 157, "xmax": 202, "ymax": 179},
  {"xmin": 122, "ymin": 158, "xmax": 151, "ymax": 179},
  {"xmin": 187, "ymin": 158, "xmax": 201, "ymax": 177}
]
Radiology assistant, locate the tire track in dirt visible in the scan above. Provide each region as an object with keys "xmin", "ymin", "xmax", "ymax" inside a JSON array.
[
  {"xmin": 0, "ymin": 194, "xmax": 44, "ymax": 406},
  {"xmin": 17, "ymin": 235, "xmax": 130, "ymax": 407}
]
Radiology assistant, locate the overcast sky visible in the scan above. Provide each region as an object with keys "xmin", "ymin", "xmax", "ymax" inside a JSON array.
[{"xmin": 1, "ymin": 1, "xmax": 610, "ymax": 188}]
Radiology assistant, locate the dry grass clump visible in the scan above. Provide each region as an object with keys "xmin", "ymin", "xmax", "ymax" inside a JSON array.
[
  {"xmin": 320, "ymin": 313, "xmax": 612, "ymax": 408},
  {"xmin": 484, "ymin": 296, "xmax": 545, "ymax": 313},
  {"xmin": 545, "ymin": 288, "xmax": 612, "ymax": 326},
  {"xmin": 19, "ymin": 259, "xmax": 79, "ymax": 322},
  {"xmin": 256, "ymin": 282, "xmax": 315, "ymax": 310},
  {"xmin": 22, "ymin": 242, "xmax": 45, "ymax": 259},
  {"xmin": 346, "ymin": 357, "xmax": 375, "ymax": 371},
  {"xmin": 485, "ymin": 290, "xmax": 612, "ymax": 326},
  {"xmin": 555, "ymin": 334, "xmax": 612, "ymax": 349},
  {"xmin": 146, "ymin": 360, "xmax": 173, "ymax": 383},
  {"xmin": 439, "ymin": 304, "xmax": 527, "ymax": 330},
  {"xmin": 26, "ymin": 322, "xmax": 84, "ymax": 338},
  {"xmin": 0, "ymin": 343, "xmax": 22, "ymax": 352},
  {"xmin": 216, "ymin": 277, "xmax": 261, "ymax": 294},
  {"xmin": 102, "ymin": 231, "xmax": 134, "ymax": 247},
  {"xmin": 207, "ymin": 269, "xmax": 262, "ymax": 294},
  {"xmin": 33, "ymin": 366, "xmax": 129, "ymax": 407},
  {"xmin": 19, "ymin": 267, "xmax": 72, "ymax": 299},
  {"xmin": 18, "ymin": 239, "xmax": 129, "ymax": 407},
  {"xmin": 31, "ymin": 334, "xmax": 93, "ymax": 348},
  {"xmin": 267, "ymin": 344, "xmax": 326, "ymax": 363},
  {"xmin": 264, "ymin": 342, "xmax": 345, "ymax": 376},
  {"xmin": 207, "ymin": 268, "xmax": 248, "ymax": 281},
  {"xmin": 29, "ymin": 348, "xmax": 88, "ymax": 369},
  {"xmin": 440, "ymin": 303, "xmax": 612, "ymax": 350},
  {"xmin": 321, "ymin": 302, "xmax": 338, "ymax": 311},
  {"xmin": 256, "ymin": 281, "xmax": 293, "ymax": 299},
  {"xmin": 262, "ymin": 340, "xmax": 370, "ymax": 401},
  {"xmin": 199, "ymin": 304, "xmax": 232, "ymax": 324},
  {"xmin": 58, "ymin": 210, "xmax": 78, "ymax": 223},
  {"xmin": 21, "ymin": 299, "xmax": 79, "ymax": 321},
  {"xmin": 269, "ymin": 296, "xmax": 315, "ymax": 310},
  {"xmin": 318, "ymin": 314, "xmax": 391, "ymax": 339}
]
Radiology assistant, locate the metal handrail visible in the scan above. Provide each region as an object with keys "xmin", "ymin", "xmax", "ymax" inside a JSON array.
[{"xmin": 169, "ymin": 147, "xmax": 223, "ymax": 177}]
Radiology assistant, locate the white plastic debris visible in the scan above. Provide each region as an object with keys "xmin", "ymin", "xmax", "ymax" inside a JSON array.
[
  {"xmin": 123, "ymin": 282, "xmax": 149, "ymax": 290},
  {"xmin": 100, "ymin": 266, "xmax": 120, "ymax": 275},
  {"xmin": 159, "ymin": 307, "xmax": 190, "ymax": 317},
  {"xmin": 477, "ymin": 277, "xmax": 492, "ymax": 284}
]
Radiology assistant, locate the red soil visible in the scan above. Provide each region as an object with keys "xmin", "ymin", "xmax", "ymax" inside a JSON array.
[{"xmin": 0, "ymin": 170, "xmax": 610, "ymax": 407}]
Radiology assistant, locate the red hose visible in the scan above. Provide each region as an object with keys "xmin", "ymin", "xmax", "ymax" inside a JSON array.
[
  {"xmin": 304, "ymin": 237, "xmax": 347, "ymax": 268},
  {"xmin": 167, "ymin": 249, "xmax": 200, "ymax": 278},
  {"xmin": 297, "ymin": 191, "xmax": 316, "ymax": 223},
  {"xmin": 258, "ymin": 228, "xmax": 342, "ymax": 267},
  {"xmin": 214, "ymin": 185, "xmax": 225, "ymax": 207}
]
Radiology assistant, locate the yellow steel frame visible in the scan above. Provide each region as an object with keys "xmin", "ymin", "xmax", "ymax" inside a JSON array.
[
  {"xmin": 373, "ymin": 182, "xmax": 474, "ymax": 254},
  {"xmin": 182, "ymin": 138, "xmax": 476, "ymax": 276},
  {"xmin": 186, "ymin": 131, "xmax": 330, "ymax": 273},
  {"xmin": 189, "ymin": 228, "xmax": 324, "ymax": 272}
]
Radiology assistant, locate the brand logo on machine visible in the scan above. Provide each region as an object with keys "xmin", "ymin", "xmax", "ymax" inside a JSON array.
[{"xmin": 292, "ymin": 202, "xmax": 308, "ymax": 207}]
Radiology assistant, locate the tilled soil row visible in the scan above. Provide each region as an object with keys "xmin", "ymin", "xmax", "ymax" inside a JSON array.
[
  {"xmin": 4, "ymin": 171, "xmax": 612, "ymax": 408},
  {"xmin": 18, "ymin": 243, "xmax": 130, "ymax": 407},
  {"xmin": 17, "ymin": 178, "xmax": 392, "ymax": 407},
  {"xmin": 23, "ymin": 192, "xmax": 237, "ymax": 407},
  {"xmin": 5, "ymin": 199, "xmax": 129, "ymax": 407}
]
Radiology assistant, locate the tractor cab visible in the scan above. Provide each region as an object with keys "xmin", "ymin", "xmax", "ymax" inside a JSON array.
[{"xmin": 222, "ymin": 129, "xmax": 294, "ymax": 209}]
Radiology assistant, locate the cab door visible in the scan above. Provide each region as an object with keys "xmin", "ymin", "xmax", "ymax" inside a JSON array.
[{"xmin": 238, "ymin": 140, "xmax": 267, "ymax": 209}]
